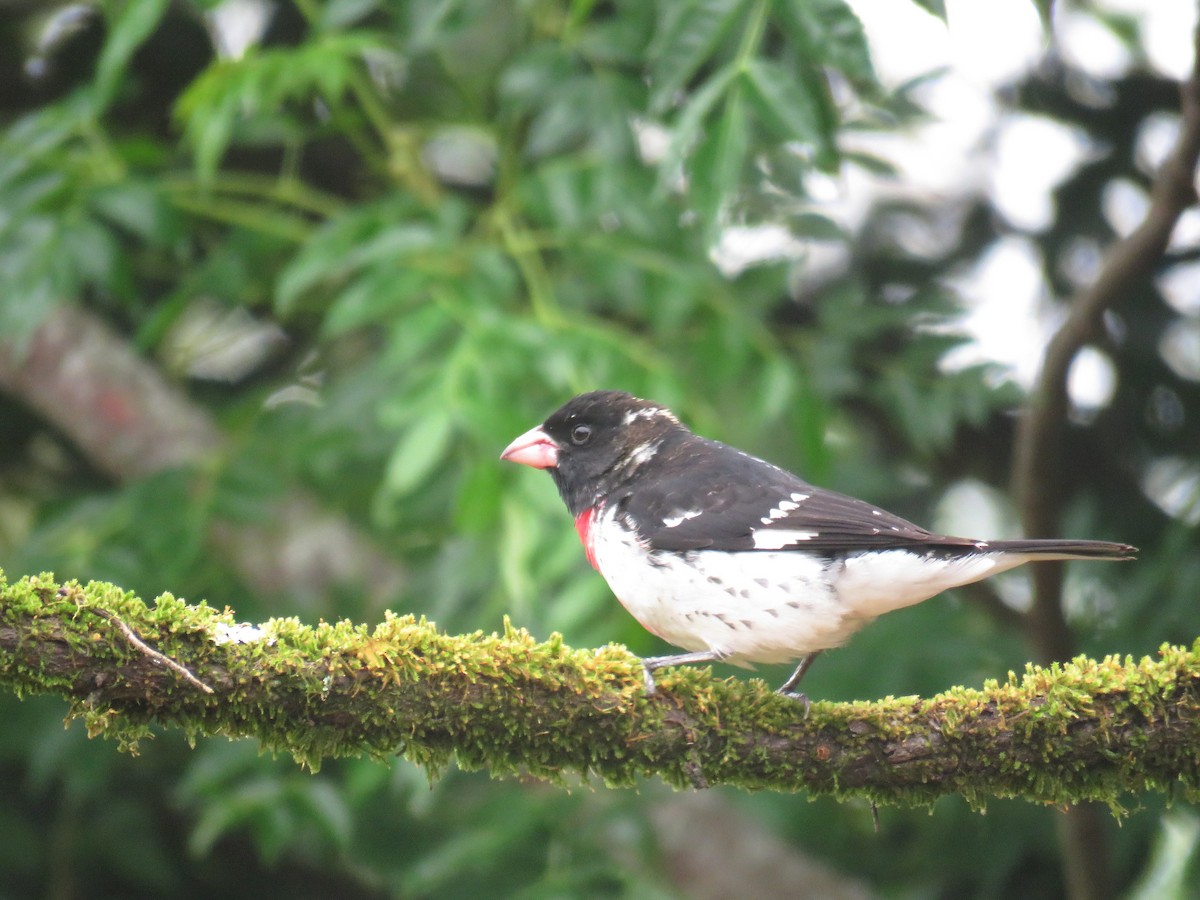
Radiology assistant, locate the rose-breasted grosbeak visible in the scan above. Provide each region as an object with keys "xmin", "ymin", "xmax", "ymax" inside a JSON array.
[{"xmin": 501, "ymin": 390, "xmax": 1135, "ymax": 698}]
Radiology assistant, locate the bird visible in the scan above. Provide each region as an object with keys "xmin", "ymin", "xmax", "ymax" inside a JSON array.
[{"xmin": 500, "ymin": 390, "xmax": 1135, "ymax": 700}]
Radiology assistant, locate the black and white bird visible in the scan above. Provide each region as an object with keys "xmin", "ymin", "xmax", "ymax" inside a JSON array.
[{"xmin": 500, "ymin": 390, "xmax": 1135, "ymax": 698}]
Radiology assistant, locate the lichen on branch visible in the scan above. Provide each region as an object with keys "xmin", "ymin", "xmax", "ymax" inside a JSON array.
[{"xmin": 1, "ymin": 568, "xmax": 1198, "ymax": 809}]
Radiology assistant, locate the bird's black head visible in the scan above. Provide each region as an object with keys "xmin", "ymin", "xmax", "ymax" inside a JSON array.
[{"xmin": 501, "ymin": 391, "xmax": 686, "ymax": 516}]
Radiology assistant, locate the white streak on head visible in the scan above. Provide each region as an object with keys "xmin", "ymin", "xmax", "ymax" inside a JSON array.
[
  {"xmin": 663, "ymin": 509, "xmax": 703, "ymax": 528},
  {"xmin": 752, "ymin": 528, "xmax": 818, "ymax": 549},
  {"xmin": 623, "ymin": 406, "xmax": 679, "ymax": 426}
]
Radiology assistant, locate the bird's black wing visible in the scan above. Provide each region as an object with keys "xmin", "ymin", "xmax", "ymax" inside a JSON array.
[{"xmin": 619, "ymin": 436, "xmax": 978, "ymax": 554}]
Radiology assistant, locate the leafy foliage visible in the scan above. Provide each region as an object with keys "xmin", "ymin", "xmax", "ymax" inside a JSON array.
[{"xmin": 0, "ymin": 0, "xmax": 1196, "ymax": 897}]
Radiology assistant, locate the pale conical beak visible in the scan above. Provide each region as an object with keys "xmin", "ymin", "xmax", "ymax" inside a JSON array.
[{"xmin": 500, "ymin": 426, "xmax": 560, "ymax": 469}]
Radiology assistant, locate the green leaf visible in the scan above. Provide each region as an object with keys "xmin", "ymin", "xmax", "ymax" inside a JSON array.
[
  {"xmin": 842, "ymin": 148, "xmax": 898, "ymax": 177},
  {"xmin": 63, "ymin": 218, "xmax": 120, "ymax": 285},
  {"xmin": 1127, "ymin": 812, "xmax": 1200, "ymax": 900},
  {"xmin": 524, "ymin": 77, "xmax": 593, "ymax": 159},
  {"xmin": 655, "ymin": 63, "xmax": 737, "ymax": 195},
  {"xmin": 320, "ymin": 0, "xmax": 383, "ymax": 31},
  {"xmin": 323, "ymin": 268, "xmax": 427, "ymax": 336},
  {"xmin": 909, "ymin": 0, "xmax": 947, "ymax": 21},
  {"xmin": 1032, "ymin": 0, "xmax": 1054, "ymax": 31},
  {"xmin": 0, "ymin": 102, "xmax": 85, "ymax": 188},
  {"xmin": 276, "ymin": 208, "xmax": 436, "ymax": 315},
  {"xmin": 292, "ymin": 781, "xmax": 353, "ymax": 853},
  {"xmin": 688, "ymin": 82, "xmax": 749, "ymax": 238},
  {"xmin": 175, "ymin": 33, "xmax": 390, "ymax": 180},
  {"xmin": 785, "ymin": 211, "xmax": 844, "ymax": 240},
  {"xmin": 576, "ymin": 7, "xmax": 656, "ymax": 66},
  {"xmin": 742, "ymin": 57, "xmax": 823, "ymax": 143},
  {"xmin": 383, "ymin": 409, "xmax": 454, "ymax": 497},
  {"xmin": 775, "ymin": 0, "xmax": 877, "ymax": 86},
  {"xmin": 95, "ymin": 0, "xmax": 171, "ymax": 110},
  {"xmin": 90, "ymin": 181, "xmax": 182, "ymax": 245},
  {"xmin": 648, "ymin": 0, "xmax": 748, "ymax": 113}
]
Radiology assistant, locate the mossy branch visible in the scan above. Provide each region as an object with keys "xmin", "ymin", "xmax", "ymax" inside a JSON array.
[{"xmin": 2, "ymin": 569, "xmax": 1198, "ymax": 810}]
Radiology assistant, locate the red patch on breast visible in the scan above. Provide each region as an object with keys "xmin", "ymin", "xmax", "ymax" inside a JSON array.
[{"xmin": 574, "ymin": 507, "xmax": 600, "ymax": 571}]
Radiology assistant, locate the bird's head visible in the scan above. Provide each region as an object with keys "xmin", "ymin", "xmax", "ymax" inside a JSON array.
[{"xmin": 501, "ymin": 391, "xmax": 684, "ymax": 515}]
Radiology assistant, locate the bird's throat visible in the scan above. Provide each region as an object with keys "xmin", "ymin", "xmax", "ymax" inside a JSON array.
[{"xmin": 574, "ymin": 507, "xmax": 600, "ymax": 571}]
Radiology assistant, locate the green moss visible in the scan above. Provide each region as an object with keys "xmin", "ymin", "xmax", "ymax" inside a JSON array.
[{"xmin": 3, "ymin": 567, "xmax": 1200, "ymax": 807}]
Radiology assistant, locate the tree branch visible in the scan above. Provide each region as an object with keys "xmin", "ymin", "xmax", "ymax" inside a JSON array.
[
  {"xmin": 0, "ymin": 305, "xmax": 406, "ymax": 607},
  {"xmin": 2, "ymin": 569, "xmax": 1198, "ymax": 807},
  {"xmin": 1011, "ymin": 23, "xmax": 1200, "ymax": 900},
  {"xmin": 1014, "ymin": 21, "xmax": 1200, "ymax": 664}
]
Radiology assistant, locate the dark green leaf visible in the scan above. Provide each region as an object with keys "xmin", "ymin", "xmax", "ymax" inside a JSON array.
[
  {"xmin": 175, "ymin": 33, "xmax": 390, "ymax": 180},
  {"xmin": 689, "ymin": 82, "xmax": 749, "ymax": 238},
  {"xmin": 842, "ymin": 148, "xmax": 899, "ymax": 177},
  {"xmin": 524, "ymin": 78, "xmax": 594, "ymax": 159},
  {"xmin": 775, "ymin": 0, "xmax": 877, "ymax": 85},
  {"xmin": 323, "ymin": 268, "xmax": 428, "ymax": 335},
  {"xmin": 648, "ymin": 0, "xmax": 748, "ymax": 113},
  {"xmin": 746, "ymin": 57, "xmax": 840, "ymax": 170},
  {"xmin": 95, "ymin": 0, "xmax": 171, "ymax": 110},
  {"xmin": 743, "ymin": 57, "xmax": 823, "ymax": 142},
  {"xmin": 90, "ymin": 181, "xmax": 181, "ymax": 245},
  {"xmin": 276, "ymin": 207, "xmax": 436, "ymax": 315},
  {"xmin": 655, "ymin": 63, "xmax": 736, "ymax": 194},
  {"xmin": 576, "ymin": 8, "xmax": 655, "ymax": 66},
  {"xmin": 785, "ymin": 211, "xmax": 844, "ymax": 240},
  {"xmin": 909, "ymin": 0, "xmax": 947, "ymax": 21}
]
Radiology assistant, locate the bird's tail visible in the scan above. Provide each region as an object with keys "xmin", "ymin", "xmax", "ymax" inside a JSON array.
[{"xmin": 986, "ymin": 539, "xmax": 1136, "ymax": 561}]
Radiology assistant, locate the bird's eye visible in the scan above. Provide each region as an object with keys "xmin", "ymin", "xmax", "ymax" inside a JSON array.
[{"xmin": 570, "ymin": 424, "xmax": 592, "ymax": 445}]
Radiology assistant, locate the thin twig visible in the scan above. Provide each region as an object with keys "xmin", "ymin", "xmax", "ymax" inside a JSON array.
[{"xmin": 95, "ymin": 609, "xmax": 215, "ymax": 694}]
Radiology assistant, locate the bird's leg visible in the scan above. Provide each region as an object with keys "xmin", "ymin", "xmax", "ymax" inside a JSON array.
[
  {"xmin": 776, "ymin": 651, "xmax": 823, "ymax": 712},
  {"xmin": 640, "ymin": 649, "xmax": 728, "ymax": 695}
]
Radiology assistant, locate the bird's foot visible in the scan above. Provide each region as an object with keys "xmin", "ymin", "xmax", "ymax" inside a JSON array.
[
  {"xmin": 639, "ymin": 650, "xmax": 727, "ymax": 696},
  {"xmin": 777, "ymin": 687, "xmax": 812, "ymax": 718}
]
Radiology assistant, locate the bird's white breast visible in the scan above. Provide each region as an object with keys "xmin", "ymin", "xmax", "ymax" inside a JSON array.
[
  {"xmin": 587, "ymin": 506, "xmax": 1032, "ymax": 666},
  {"xmin": 589, "ymin": 506, "xmax": 852, "ymax": 665}
]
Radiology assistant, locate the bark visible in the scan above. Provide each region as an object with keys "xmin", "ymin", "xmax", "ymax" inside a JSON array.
[
  {"xmin": 0, "ymin": 305, "xmax": 405, "ymax": 607},
  {"xmin": 2, "ymin": 570, "xmax": 1198, "ymax": 807}
]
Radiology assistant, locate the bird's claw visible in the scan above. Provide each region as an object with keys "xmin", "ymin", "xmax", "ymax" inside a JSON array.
[{"xmin": 778, "ymin": 689, "xmax": 812, "ymax": 718}]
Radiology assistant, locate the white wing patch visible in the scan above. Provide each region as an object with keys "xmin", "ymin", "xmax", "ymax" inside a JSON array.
[
  {"xmin": 663, "ymin": 509, "xmax": 703, "ymax": 528},
  {"xmin": 761, "ymin": 494, "xmax": 808, "ymax": 523},
  {"xmin": 751, "ymin": 528, "xmax": 818, "ymax": 549}
]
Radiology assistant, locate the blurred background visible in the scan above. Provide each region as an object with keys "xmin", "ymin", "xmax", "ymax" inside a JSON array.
[{"xmin": 1, "ymin": 0, "xmax": 1198, "ymax": 897}]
